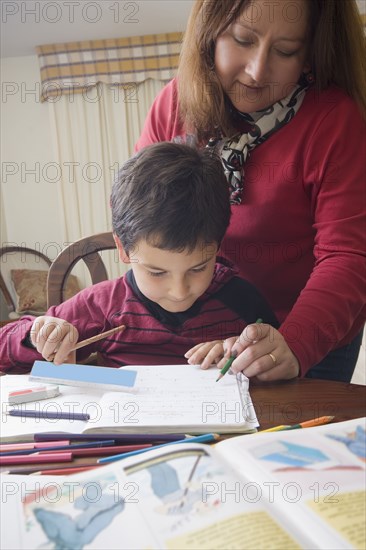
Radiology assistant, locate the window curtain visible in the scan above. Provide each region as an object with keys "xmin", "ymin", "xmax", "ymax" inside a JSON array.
[{"xmin": 37, "ymin": 33, "xmax": 181, "ymax": 281}]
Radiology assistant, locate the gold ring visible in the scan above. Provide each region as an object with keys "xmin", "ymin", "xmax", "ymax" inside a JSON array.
[{"xmin": 268, "ymin": 352, "xmax": 277, "ymax": 365}]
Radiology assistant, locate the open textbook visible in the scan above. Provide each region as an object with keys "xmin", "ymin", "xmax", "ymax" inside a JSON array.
[
  {"xmin": 0, "ymin": 365, "xmax": 258, "ymax": 441},
  {"xmin": 1, "ymin": 417, "xmax": 365, "ymax": 550}
]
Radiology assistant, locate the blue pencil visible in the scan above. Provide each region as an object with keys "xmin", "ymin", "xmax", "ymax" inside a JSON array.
[
  {"xmin": 34, "ymin": 433, "xmax": 189, "ymax": 443},
  {"xmin": 98, "ymin": 433, "xmax": 220, "ymax": 464}
]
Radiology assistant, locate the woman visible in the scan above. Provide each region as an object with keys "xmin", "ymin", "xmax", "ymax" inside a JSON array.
[{"xmin": 135, "ymin": 0, "xmax": 366, "ymax": 382}]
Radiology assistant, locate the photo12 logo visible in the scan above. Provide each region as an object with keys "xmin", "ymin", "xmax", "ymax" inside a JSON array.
[{"xmin": 1, "ymin": 2, "xmax": 139, "ymax": 25}]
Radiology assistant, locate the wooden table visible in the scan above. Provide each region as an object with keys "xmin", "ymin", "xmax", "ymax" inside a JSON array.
[{"xmin": 251, "ymin": 378, "xmax": 366, "ymax": 430}]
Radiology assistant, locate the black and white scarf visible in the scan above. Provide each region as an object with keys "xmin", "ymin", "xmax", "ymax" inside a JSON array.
[{"xmin": 207, "ymin": 82, "xmax": 309, "ymax": 204}]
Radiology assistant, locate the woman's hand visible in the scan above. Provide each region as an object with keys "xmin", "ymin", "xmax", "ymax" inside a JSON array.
[
  {"xmin": 221, "ymin": 323, "xmax": 300, "ymax": 381},
  {"xmin": 30, "ymin": 316, "xmax": 78, "ymax": 365},
  {"xmin": 185, "ymin": 340, "xmax": 227, "ymax": 369}
]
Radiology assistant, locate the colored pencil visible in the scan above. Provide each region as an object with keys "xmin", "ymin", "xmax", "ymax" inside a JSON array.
[
  {"xmin": 0, "ymin": 440, "xmax": 70, "ymax": 452},
  {"xmin": 71, "ymin": 325, "xmax": 126, "ymax": 351},
  {"xmin": 216, "ymin": 355, "xmax": 236, "ymax": 382},
  {"xmin": 0, "ymin": 440, "xmax": 116, "ymax": 456},
  {"xmin": 46, "ymin": 325, "xmax": 126, "ymax": 362},
  {"xmin": 280, "ymin": 415, "xmax": 335, "ymax": 430},
  {"xmin": 34, "ymin": 432, "xmax": 189, "ymax": 443},
  {"xmin": 260, "ymin": 425, "xmax": 290, "ymax": 433},
  {"xmin": 33, "ymin": 466, "xmax": 99, "ymax": 475},
  {"xmin": 216, "ymin": 318, "xmax": 263, "ymax": 381},
  {"xmin": 2, "ymin": 463, "xmax": 102, "ymax": 475},
  {"xmin": 46, "ymin": 444, "xmax": 152, "ymax": 457},
  {"xmin": 7, "ymin": 410, "xmax": 90, "ymax": 421},
  {"xmin": 98, "ymin": 433, "xmax": 220, "ymax": 464},
  {"xmin": 260, "ymin": 416, "xmax": 335, "ymax": 433},
  {"xmin": 0, "ymin": 452, "xmax": 73, "ymax": 465}
]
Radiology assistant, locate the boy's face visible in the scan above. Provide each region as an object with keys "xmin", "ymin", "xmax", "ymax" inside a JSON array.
[{"xmin": 127, "ymin": 239, "xmax": 218, "ymax": 313}]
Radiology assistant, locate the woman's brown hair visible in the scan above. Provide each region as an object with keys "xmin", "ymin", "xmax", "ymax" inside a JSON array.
[{"xmin": 177, "ymin": 0, "xmax": 366, "ymax": 140}]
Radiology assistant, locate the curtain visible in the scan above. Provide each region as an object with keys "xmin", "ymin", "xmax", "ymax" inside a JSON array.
[
  {"xmin": 47, "ymin": 79, "xmax": 166, "ymax": 282},
  {"xmin": 37, "ymin": 33, "xmax": 181, "ymax": 283},
  {"xmin": 37, "ymin": 32, "xmax": 182, "ymax": 101}
]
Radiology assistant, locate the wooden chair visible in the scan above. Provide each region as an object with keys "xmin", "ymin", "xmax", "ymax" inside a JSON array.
[
  {"xmin": 0, "ymin": 246, "xmax": 52, "ymax": 319},
  {"xmin": 47, "ymin": 232, "xmax": 116, "ymax": 307}
]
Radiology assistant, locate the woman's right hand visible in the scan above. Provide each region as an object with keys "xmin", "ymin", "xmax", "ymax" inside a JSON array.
[
  {"xmin": 30, "ymin": 316, "xmax": 78, "ymax": 365},
  {"xmin": 221, "ymin": 323, "xmax": 300, "ymax": 381}
]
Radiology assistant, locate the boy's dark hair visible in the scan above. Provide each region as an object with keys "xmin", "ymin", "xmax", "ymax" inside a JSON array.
[{"xmin": 111, "ymin": 142, "xmax": 231, "ymax": 254}]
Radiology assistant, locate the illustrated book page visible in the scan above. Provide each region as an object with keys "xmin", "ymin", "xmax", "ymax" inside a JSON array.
[{"xmin": 1, "ymin": 418, "xmax": 364, "ymax": 549}]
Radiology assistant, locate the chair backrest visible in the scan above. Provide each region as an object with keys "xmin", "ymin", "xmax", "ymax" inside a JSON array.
[
  {"xmin": 0, "ymin": 246, "xmax": 52, "ymax": 319},
  {"xmin": 47, "ymin": 232, "xmax": 117, "ymax": 307}
]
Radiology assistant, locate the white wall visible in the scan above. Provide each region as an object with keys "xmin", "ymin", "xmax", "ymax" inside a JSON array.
[
  {"xmin": 0, "ymin": 55, "xmax": 65, "ymax": 318},
  {"xmin": 357, "ymin": 0, "xmax": 366, "ymax": 13},
  {"xmin": 1, "ymin": 54, "xmax": 63, "ymax": 255}
]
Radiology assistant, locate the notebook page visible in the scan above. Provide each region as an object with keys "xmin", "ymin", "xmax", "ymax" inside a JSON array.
[
  {"xmin": 87, "ymin": 365, "xmax": 258, "ymax": 433},
  {"xmin": 0, "ymin": 374, "xmax": 105, "ymax": 442}
]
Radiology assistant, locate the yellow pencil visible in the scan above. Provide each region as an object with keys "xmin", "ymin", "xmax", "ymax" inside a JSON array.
[
  {"xmin": 260, "ymin": 425, "xmax": 290, "ymax": 433},
  {"xmin": 261, "ymin": 416, "xmax": 335, "ymax": 433}
]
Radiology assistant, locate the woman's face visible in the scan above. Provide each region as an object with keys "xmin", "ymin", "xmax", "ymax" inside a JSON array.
[{"xmin": 214, "ymin": 0, "xmax": 310, "ymax": 113}]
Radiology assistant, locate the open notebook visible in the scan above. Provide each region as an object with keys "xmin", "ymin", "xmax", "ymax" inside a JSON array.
[{"xmin": 0, "ymin": 364, "xmax": 258, "ymax": 441}]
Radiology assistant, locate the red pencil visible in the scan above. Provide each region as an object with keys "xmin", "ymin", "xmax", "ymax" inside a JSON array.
[
  {"xmin": 0, "ymin": 452, "xmax": 73, "ymax": 465},
  {"xmin": 40, "ymin": 444, "xmax": 152, "ymax": 457},
  {"xmin": 34, "ymin": 465, "xmax": 100, "ymax": 475}
]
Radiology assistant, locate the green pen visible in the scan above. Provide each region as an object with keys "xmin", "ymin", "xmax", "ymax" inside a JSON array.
[{"xmin": 216, "ymin": 318, "xmax": 263, "ymax": 382}]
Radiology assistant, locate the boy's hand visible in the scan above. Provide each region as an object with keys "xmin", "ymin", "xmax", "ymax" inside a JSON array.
[
  {"xmin": 185, "ymin": 340, "xmax": 227, "ymax": 369},
  {"xmin": 221, "ymin": 323, "xmax": 300, "ymax": 381},
  {"xmin": 30, "ymin": 316, "xmax": 78, "ymax": 366}
]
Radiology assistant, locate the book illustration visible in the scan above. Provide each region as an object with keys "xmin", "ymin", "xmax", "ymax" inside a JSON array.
[
  {"xmin": 125, "ymin": 449, "xmax": 223, "ymax": 517},
  {"xmin": 147, "ymin": 455, "xmax": 203, "ymax": 514},
  {"xmin": 325, "ymin": 425, "xmax": 366, "ymax": 461},
  {"xmin": 248, "ymin": 423, "xmax": 366, "ymax": 473},
  {"xmin": 251, "ymin": 440, "xmax": 336, "ymax": 469},
  {"xmin": 33, "ymin": 495, "xmax": 124, "ymax": 550},
  {"xmin": 123, "ymin": 447, "xmax": 300, "ymax": 549},
  {"xmin": 22, "ymin": 473, "xmax": 126, "ymax": 550}
]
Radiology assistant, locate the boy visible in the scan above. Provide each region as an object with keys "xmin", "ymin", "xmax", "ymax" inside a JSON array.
[{"xmin": 0, "ymin": 143, "xmax": 277, "ymax": 373}]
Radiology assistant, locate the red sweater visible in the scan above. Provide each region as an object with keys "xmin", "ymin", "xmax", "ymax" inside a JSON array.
[
  {"xmin": 136, "ymin": 79, "xmax": 366, "ymax": 375},
  {"xmin": 0, "ymin": 261, "xmax": 277, "ymax": 373}
]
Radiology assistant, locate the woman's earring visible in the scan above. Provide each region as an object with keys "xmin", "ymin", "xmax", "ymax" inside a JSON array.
[{"xmin": 304, "ymin": 72, "xmax": 315, "ymax": 85}]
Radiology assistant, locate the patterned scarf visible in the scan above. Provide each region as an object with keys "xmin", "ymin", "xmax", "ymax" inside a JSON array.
[{"xmin": 207, "ymin": 81, "xmax": 309, "ymax": 204}]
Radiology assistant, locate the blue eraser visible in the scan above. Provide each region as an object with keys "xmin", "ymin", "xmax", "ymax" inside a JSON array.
[{"xmin": 29, "ymin": 361, "xmax": 137, "ymax": 391}]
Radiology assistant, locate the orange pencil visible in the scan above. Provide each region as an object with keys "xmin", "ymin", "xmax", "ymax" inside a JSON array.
[
  {"xmin": 281, "ymin": 415, "xmax": 335, "ymax": 431},
  {"xmin": 48, "ymin": 325, "xmax": 126, "ymax": 361},
  {"xmin": 72, "ymin": 325, "xmax": 126, "ymax": 351}
]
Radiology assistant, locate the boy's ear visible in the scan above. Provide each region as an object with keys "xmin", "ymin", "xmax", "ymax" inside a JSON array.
[{"xmin": 113, "ymin": 233, "xmax": 130, "ymax": 264}]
